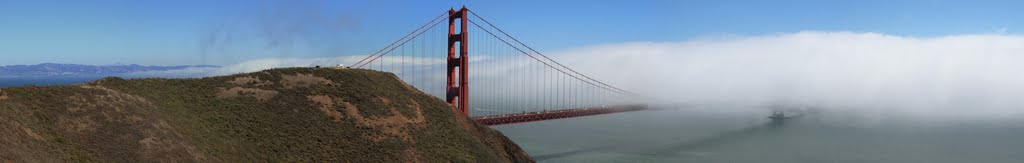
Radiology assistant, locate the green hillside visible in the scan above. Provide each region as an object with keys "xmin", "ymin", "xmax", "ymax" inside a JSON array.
[{"xmin": 0, "ymin": 67, "xmax": 532, "ymax": 162}]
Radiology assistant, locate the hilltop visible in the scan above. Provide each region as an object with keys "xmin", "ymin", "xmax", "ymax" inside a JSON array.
[{"xmin": 0, "ymin": 67, "xmax": 532, "ymax": 162}]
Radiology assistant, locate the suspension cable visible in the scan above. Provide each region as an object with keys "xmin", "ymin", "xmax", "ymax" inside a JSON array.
[
  {"xmin": 352, "ymin": 12, "xmax": 447, "ymax": 68},
  {"xmin": 466, "ymin": 19, "xmax": 634, "ymax": 97},
  {"xmin": 467, "ymin": 10, "xmax": 638, "ymax": 96}
]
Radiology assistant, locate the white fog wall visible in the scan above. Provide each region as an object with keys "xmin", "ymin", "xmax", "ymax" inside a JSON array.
[{"xmin": 552, "ymin": 31, "xmax": 1024, "ymax": 115}]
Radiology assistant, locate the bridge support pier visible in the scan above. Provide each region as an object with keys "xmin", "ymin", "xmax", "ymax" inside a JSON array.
[{"xmin": 447, "ymin": 7, "xmax": 469, "ymax": 115}]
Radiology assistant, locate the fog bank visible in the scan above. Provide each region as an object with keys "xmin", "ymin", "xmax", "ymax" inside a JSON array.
[{"xmin": 551, "ymin": 31, "xmax": 1024, "ymax": 116}]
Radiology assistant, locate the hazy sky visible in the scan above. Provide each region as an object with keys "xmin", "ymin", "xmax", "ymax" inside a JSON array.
[{"xmin": 0, "ymin": 0, "xmax": 1021, "ymax": 66}]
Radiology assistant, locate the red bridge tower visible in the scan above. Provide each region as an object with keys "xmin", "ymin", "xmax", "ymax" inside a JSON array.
[{"xmin": 447, "ymin": 7, "xmax": 469, "ymax": 115}]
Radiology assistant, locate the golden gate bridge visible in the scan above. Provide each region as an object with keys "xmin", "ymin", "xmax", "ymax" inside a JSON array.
[{"xmin": 350, "ymin": 7, "xmax": 647, "ymax": 125}]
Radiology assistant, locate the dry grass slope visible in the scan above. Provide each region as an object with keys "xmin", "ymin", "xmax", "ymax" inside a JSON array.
[{"xmin": 0, "ymin": 67, "xmax": 532, "ymax": 162}]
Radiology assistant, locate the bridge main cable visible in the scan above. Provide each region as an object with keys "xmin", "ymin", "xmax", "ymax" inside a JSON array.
[
  {"xmin": 466, "ymin": 19, "xmax": 626, "ymax": 97},
  {"xmin": 466, "ymin": 10, "xmax": 639, "ymax": 96},
  {"xmin": 352, "ymin": 12, "xmax": 448, "ymax": 68}
]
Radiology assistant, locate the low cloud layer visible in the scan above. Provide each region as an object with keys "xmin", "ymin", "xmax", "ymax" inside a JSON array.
[
  {"xmin": 551, "ymin": 31, "xmax": 1024, "ymax": 116},
  {"xmin": 130, "ymin": 56, "xmax": 362, "ymax": 77},
  {"xmin": 129, "ymin": 55, "xmax": 450, "ymax": 78}
]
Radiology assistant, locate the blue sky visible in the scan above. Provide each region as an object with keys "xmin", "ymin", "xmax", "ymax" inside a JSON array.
[{"xmin": 0, "ymin": 0, "xmax": 1020, "ymax": 66}]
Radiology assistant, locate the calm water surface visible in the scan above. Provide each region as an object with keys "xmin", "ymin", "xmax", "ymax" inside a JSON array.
[{"xmin": 495, "ymin": 107, "xmax": 1024, "ymax": 162}]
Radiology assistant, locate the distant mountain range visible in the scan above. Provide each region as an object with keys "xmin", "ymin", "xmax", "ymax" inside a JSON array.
[{"xmin": 0, "ymin": 63, "xmax": 219, "ymax": 77}]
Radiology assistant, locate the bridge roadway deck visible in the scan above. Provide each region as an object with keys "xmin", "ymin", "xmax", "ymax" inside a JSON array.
[{"xmin": 471, "ymin": 104, "xmax": 648, "ymax": 126}]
